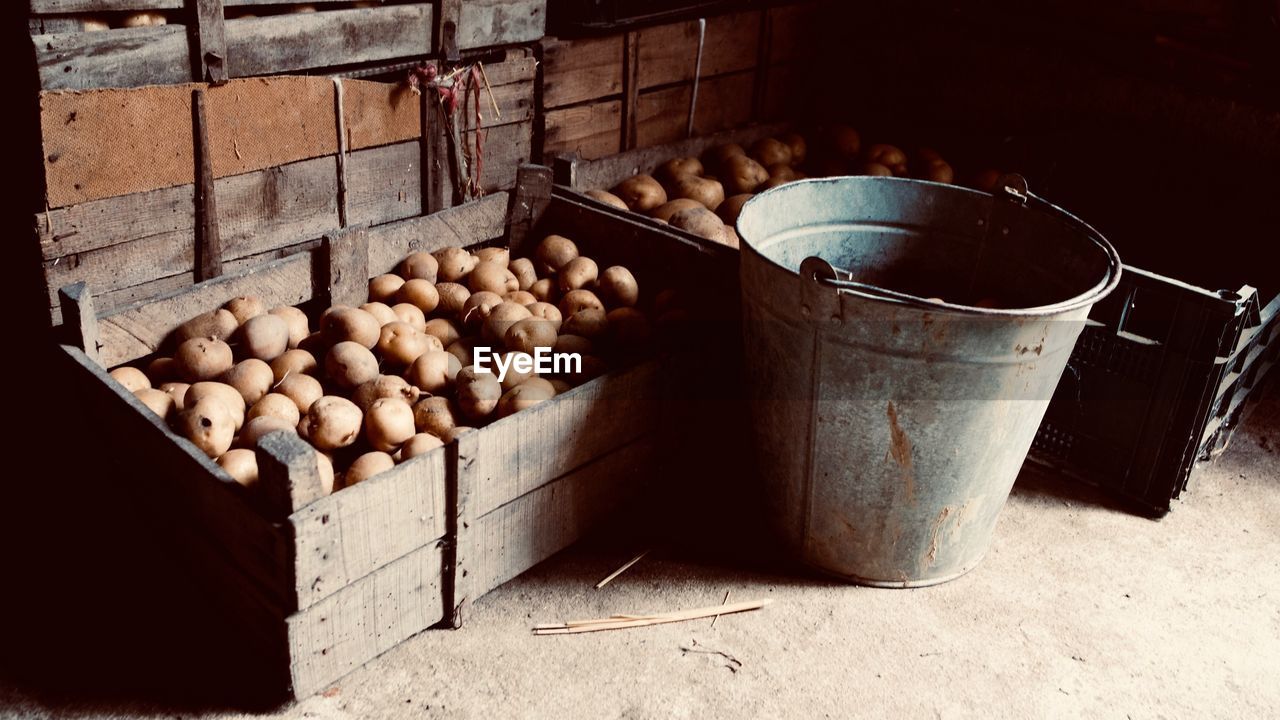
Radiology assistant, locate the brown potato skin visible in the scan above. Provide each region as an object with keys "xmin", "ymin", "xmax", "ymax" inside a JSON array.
[
  {"xmin": 716, "ymin": 193, "xmax": 753, "ymax": 225},
  {"xmin": 584, "ymin": 189, "xmax": 629, "ymax": 211},
  {"xmin": 671, "ymin": 176, "xmax": 725, "ymax": 211},
  {"xmin": 611, "ymin": 175, "xmax": 667, "ymax": 213},
  {"xmin": 721, "ymin": 155, "xmax": 769, "ymax": 194}
]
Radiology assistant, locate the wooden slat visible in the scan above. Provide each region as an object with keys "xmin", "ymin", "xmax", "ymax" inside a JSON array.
[
  {"xmin": 692, "ymin": 71, "xmax": 756, "ymax": 136},
  {"xmin": 621, "ymin": 31, "xmax": 639, "ymax": 151},
  {"xmin": 363, "ymin": 192, "xmax": 509, "ymax": 275},
  {"xmin": 96, "ymin": 252, "xmax": 315, "ymax": 367},
  {"xmin": 38, "ymin": 182, "xmax": 195, "ymax": 260},
  {"xmin": 636, "ymin": 84, "xmax": 688, "ymax": 149},
  {"xmin": 323, "ymin": 227, "xmax": 369, "ymax": 308},
  {"xmin": 287, "ymin": 541, "xmax": 444, "ymax": 698},
  {"xmin": 191, "ymin": 0, "xmax": 230, "ymax": 84},
  {"xmin": 544, "ymin": 100, "xmax": 622, "ymax": 161},
  {"xmin": 541, "ymin": 35, "xmax": 623, "ymax": 109},
  {"xmin": 34, "ymin": 25, "xmax": 191, "ymax": 91},
  {"xmin": 442, "ymin": 428, "xmax": 478, "ymax": 627},
  {"xmin": 192, "ymin": 87, "xmax": 223, "ymax": 282},
  {"xmin": 472, "ymin": 435, "xmax": 655, "ymax": 598},
  {"xmin": 345, "ymin": 141, "xmax": 422, "ymax": 227},
  {"xmin": 225, "ymin": 5, "xmax": 433, "ymax": 79},
  {"xmin": 456, "ymin": 0, "xmax": 546, "ymax": 50},
  {"xmin": 289, "ymin": 445, "xmax": 449, "ymax": 610},
  {"xmin": 471, "ymin": 361, "xmax": 661, "ymax": 517},
  {"xmin": 57, "ymin": 283, "xmax": 101, "ymax": 366},
  {"xmin": 768, "ymin": 2, "xmax": 821, "ymax": 65},
  {"xmin": 636, "ymin": 11, "xmax": 760, "ymax": 90},
  {"xmin": 506, "ymin": 164, "xmax": 554, "ymax": 254},
  {"xmin": 258, "ymin": 431, "xmax": 328, "ymax": 520},
  {"xmin": 470, "ymin": 120, "xmax": 534, "ymax": 192}
]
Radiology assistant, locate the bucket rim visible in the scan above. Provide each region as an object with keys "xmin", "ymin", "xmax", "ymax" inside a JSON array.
[{"xmin": 736, "ymin": 176, "xmax": 1124, "ymax": 317}]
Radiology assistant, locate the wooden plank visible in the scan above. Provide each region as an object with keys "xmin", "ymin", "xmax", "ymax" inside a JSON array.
[
  {"xmin": 289, "ymin": 445, "xmax": 449, "ymax": 610},
  {"xmin": 692, "ymin": 71, "xmax": 756, "ymax": 136},
  {"xmin": 505, "ymin": 164, "xmax": 554, "ymax": 255},
  {"xmin": 471, "ymin": 361, "xmax": 661, "ymax": 517},
  {"xmin": 40, "ymin": 83, "xmax": 196, "ymax": 208},
  {"xmin": 636, "ymin": 84, "xmax": 689, "ymax": 150},
  {"xmin": 57, "ymin": 282, "xmax": 101, "ymax": 366},
  {"xmin": 621, "ymin": 31, "xmax": 639, "ymax": 151},
  {"xmin": 191, "ymin": 0, "xmax": 229, "ymax": 84},
  {"xmin": 38, "ymin": 184, "xmax": 194, "ymax": 260},
  {"xmin": 472, "ymin": 435, "xmax": 654, "ymax": 598},
  {"xmin": 287, "ymin": 541, "xmax": 444, "ymax": 698},
  {"xmin": 333, "ymin": 79, "xmax": 349, "ymax": 227},
  {"xmin": 192, "ymin": 88, "xmax": 223, "ymax": 282},
  {"xmin": 363, "ymin": 192, "xmax": 509, "ymax": 275},
  {"xmin": 636, "ymin": 11, "xmax": 760, "ymax": 90},
  {"xmin": 442, "ymin": 428, "xmax": 478, "ymax": 627},
  {"xmin": 457, "ymin": 0, "xmax": 545, "ymax": 50},
  {"xmin": 461, "ymin": 80, "xmax": 535, "ymax": 132},
  {"xmin": 762, "ymin": 62, "xmax": 803, "ymax": 121},
  {"xmin": 95, "ymin": 252, "xmax": 315, "ymax": 367},
  {"xmin": 422, "ymin": 90, "xmax": 451, "ymax": 213},
  {"xmin": 541, "ymin": 35, "xmax": 623, "ymax": 109},
  {"xmin": 345, "ymin": 141, "xmax": 422, "ymax": 227},
  {"xmin": 544, "ymin": 100, "xmax": 621, "ymax": 161},
  {"xmin": 470, "ymin": 120, "xmax": 534, "ymax": 192},
  {"xmin": 42, "ymin": 155, "xmax": 340, "ymax": 309},
  {"xmin": 768, "ymin": 2, "xmax": 821, "ymax": 65},
  {"xmin": 31, "ymin": 0, "xmax": 182, "ymax": 11},
  {"xmin": 257, "ymin": 431, "xmax": 328, "ymax": 520},
  {"xmin": 225, "ymin": 5, "xmax": 434, "ymax": 78},
  {"xmin": 205, "ymin": 76, "xmax": 337, "ymax": 179},
  {"xmin": 34, "ymin": 25, "xmax": 191, "ymax": 91},
  {"xmin": 324, "ymin": 228, "xmax": 369, "ymax": 308}
]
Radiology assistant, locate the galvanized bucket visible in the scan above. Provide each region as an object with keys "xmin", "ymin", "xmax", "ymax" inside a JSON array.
[{"xmin": 736, "ymin": 175, "xmax": 1121, "ymax": 587}]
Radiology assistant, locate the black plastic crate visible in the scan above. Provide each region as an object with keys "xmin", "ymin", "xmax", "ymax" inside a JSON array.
[{"xmin": 1031, "ymin": 268, "xmax": 1280, "ymax": 517}]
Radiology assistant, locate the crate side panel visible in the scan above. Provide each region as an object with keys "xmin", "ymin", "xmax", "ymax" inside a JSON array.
[
  {"xmin": 346, "ymin": 141, "xmax": 422, "ymax": 227},
  {"xmin": 34, "ymin": 25, "xmax": 190, "ymax": 92},
  {"xmin": 457, "ymin": 0, "xmax": 546, "ymax": 50},
  {"xmin": 545, "ymin": 99, "xmax": 622, "ymax": 160},
  {"xmin": 541, "ymin": 35, "xmax": 623, "ymax": 109}
]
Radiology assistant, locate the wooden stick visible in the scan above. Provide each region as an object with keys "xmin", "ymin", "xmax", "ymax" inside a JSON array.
[
  {"xmin": 333, "ymin": 77, "xmax": 350, "ymax": 228},
  {"xmin": 594, "ymin": 549, "xmax": 649, "ymax": 589},
  {"xmin": 710, "ymin": 590, "xmax": 731, "ymax": 629},
  {"xmin": 533, "ymin": 599, "xmax": 772, "ymax": 635},
  {"xmin": 478, "ymin": 61, "xmax": 501, "ymax": 120}
]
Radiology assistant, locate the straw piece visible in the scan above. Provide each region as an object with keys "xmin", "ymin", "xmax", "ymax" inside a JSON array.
[
  {"xmin": 594, "ymin": 550, "xmax": 650, "ymax": 589},
  {"xmin": 478, "ymin": 61, "xmax": 502, "ymax": 120},
  {"xmin": 533, "ymin": 599, "xmax": 772, "ymax": 635},
  {"xmin": 710, "ymin": 590, "xmax": 731, "ymax": 629}
]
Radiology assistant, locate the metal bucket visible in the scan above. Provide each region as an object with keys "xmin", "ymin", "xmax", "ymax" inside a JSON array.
[{"xmin": 736, "ymin": 176, "xmax": 1121, "ymax": 587}]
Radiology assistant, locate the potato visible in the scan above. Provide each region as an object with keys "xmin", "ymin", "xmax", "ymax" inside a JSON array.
[
  {"xmin": 421, "ymin": 319, "xmax": 460, "ymax": 349},
  {"xmin": 864, "ymin": 144, "xmax": 908, "ymax": 175},
  {"xmin": 276, "ymin": 373, "xmax": 323, "ymax": 415},
  {"xmin": 650, "ymin": 199, "xmax": 704, "ymax": 223},
  {"xmin": 185, "ymin": 381, "xmax": 247, "ymax": 431},
  {"xmin": 365, "ymin": 397, "xmax": 415, "ymax": 453},
  {"xmin": 399, "ymin": 433, "xmax": 444, "ymax": 461},
  {"xmin": 223, "ymin": 296, "xmax": 265, "ymax": 325},
  {"xmin": 270, "ymin": 349, "xmax": 317, "ymax": 384},
  {"xmin": 377, "ymin": 321, "xmax": 437, "ymax": 367},
  {"xmin": 562, "ymin": 309, "xmax": 609, "ymax": 339},
  {"xmin": 298, "ymin": 332, "xmax": 329, "ymax": 358},
  {"xmin": 526, "ymin": 302, "xmax": 563, "ymax": 331},
  {"xmin": 434, "ymin": 283, "xmax": 471, "ymax": 321},
  {"xmin": 656, "ymin": 157, "xmax": 704, "ymax": 185},
  {"xmin": 396, "ymin": 278, "xmax": 441, "ymax": 315},
  {"xmin": 160, "ymin": 382, "xmax": 191, "ymax": 412},
  {"xmin": 177, "ymin": 397, "xmax": 236, "ymax": 458},
  {"xmin": 508, "ymin": 258, "xmax": 538, "ymax": 290},
  {"xmin": 474, "ymin": 247, "xmax": 510, "ymax": 268},
  {"xmin": 716, "ymin": 193, "xmax": 753, "ymax": 225},
  {"xmin": 831, "ymin": 125, "xmax": 861, "ymax": 159},
  {"xmin": 607, "ymin": 307, "xmax": 653, "ymax": 349},
  {"xmin": 361, "ymin": 302, "xmax": 399, "ymax": 326},
  {"xmin": 145, "ymin": 357, "xmax": 179, "ymax": 384},
  {"xmin": 405, "ymin": 351, "xmax": 461, "ymax": 394},
  {"xmin": 919, "ymin": 159, "xmax": 954, "ymax": 184},
  {"xmin": 321, "ymin": 307, "xmax": 381, "ymax": 349},
  {"xmin": 554, "ymin": 334, "xmax": 593, "ymax": 356},
  {"xmin": 217, "ymin": 449, "xmax": 258, "ymax": 488},
  {"xmin": 548, "ymin": 378, "xmax": 572, "ymax": 395},
  {"xmin": 496, "ymin": 380, "xmax": 555, "ymax": 418},
  {"xmin": 557, "ymin": 257, "xmax": 599, "ymax": 293},
  {"xmin": 433, "ymin": 247, "xmax": 476, "ymax": 283},
  {"xmin": 110, "ymin": 366, "xmax": 150, "ymax": 393},
  {"xmin": 483, "ymin": 301, "xmax": 534, "ymax": 345},
  {"xmin": 859, "ymin": 162, "xmax": 893, "ymax": 177},
  {"xmin": 534, "ymin": 235, "xmax": 579, "ymax": 275},
  {"xmin": 505, "ymin": 290, "xmax": 538, "ymax": 306},
  {"xmin": 455, "ymin": 366, "xmax": 502, "ymax": 421},
  {"xmin": 669, "ymin": 206, "xmax": 729, "ymax": 243},
  {"xmin": 584, "ymin": 189, "xmax": 629, "ymax": 211},
  {"xmin": 779, "ymin": 132, "xmax": 807, "ymax": 165},
  {"xmin": 269, "ymin": 306, "xmax": 310, "ymax": 348},
  {"xmin": 596, "ymin": 266, "xmax": 639, "ymax": 308},
  {"xmin": 134, "ymin": 388, "xmax": 174, "ymax": 419},
  {"xmin": 238, "ymin": 314, "xmax": 289, "ymax": 361},
  {"xmin": 720, "ymin": 224, "xmax": 741, "ymax": 249},
  {"xmin": 413, "ymin": 396, "xmax": 458, "ymax": 437},
  {"xmin": 326, "ymin": 341, "xmax": 379, "ymax": 390},
  {"xmin": 345, "ymin": 451, "xmax": 395, "ymax": 486},
  {"xmin": 671, "ymin": 176, "xmax": 725, "ymax": 211},
  {"xmin": 351, "ymin": 375, "xmax": 420, "ymax": 413},
  {"xmin": 223, "ymin": 358, "xmax": 274, "ymax": 406},
  {"xmin": 175, "ymin": 337, "xmax": 234, "ymax": 382},
  {"xmin": 316, "ymin": 452, "xmax": 336, "ymax": 495},
  {"xmin": 446, "ymin": 337, "xmax": 481, "ymax": 368},
  {"xmin": 703, "ymin": 143, "xmax": 746, "ymax": 172},
  {"xmin": 751, "ymin": 137, "xmax": 793, "ymax": 167},
  {"xmin": 469, "ymin": 261, "xmax": 519, "ymax": 295},
  {"xmin": 176, "ymin": 309, "xmax": 238, "ymax": 343},
  {"xmin": 972, "ymin": 169, "xmax": 1003, "ymax": 193},
  {"xmin": 461, "ymin": 291, "xmax": 504, "ymax": 332},
  {"xmin": 529, "ymin": 278, "xmax": 558, "ymax": 303},
  {"xmin": 558, "ymin": 289, "xmax": 604, "ymax": 317},
  {"xmin": 399, "ymin": 251, "xmax": 439, "ymax": 282},
  {"xmin": 768, "ymin": 164, "xmax": 799, "ymax": 183},
  {"xmin": 504, "ymin": 318, "xmax": 558, "ymax": 355},
  {"xmin": 496, "ymin": 352, "xmax": 536, "ymax": 391},
  {"xmin": 248, "ymin": 393, "xmax": 301, "ymax": 427},
  {"xmin": 239, "ymin": 416, "xmax": 297, "ymax": 450},
  {"xmin": 369, "ymin": 273, "xmax": 406, "ymax": 303},
  {"xmin": 759, "ymin": 175, "xmax": 791, "ymax": 191},
  {"xmin": 306, "ymin": 396, "xmax": 363, "ymax": 451},
  {"xmin": 722, "ymin": 155, "xmax": 769, "ymax": 194},
  {"xmin": 612, "ymin": 175, "xmax": 667, "ymax": 213},
  {"xmin": 391, "ymin": 302, "xmax": 428, "ymax": 333}
]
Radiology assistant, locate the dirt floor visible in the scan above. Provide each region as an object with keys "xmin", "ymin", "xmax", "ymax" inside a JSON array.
[{"xmin": 3, "ymin": 385, "xmax": 1277, "ymax": 719}]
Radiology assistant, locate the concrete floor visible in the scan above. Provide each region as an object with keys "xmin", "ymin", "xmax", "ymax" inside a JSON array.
[{"xmin": 3, "ymin": 386, "xmax": 1277, "ymax": 719}]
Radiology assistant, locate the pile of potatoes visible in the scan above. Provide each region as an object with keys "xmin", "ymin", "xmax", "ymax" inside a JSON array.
[
  {"xmin": 109, "ymin": 235, "xmax": 669, "ymax": 497},
  {"xmin": 587, "ymin": 125, "xmax": 1006, "ymax": 242}
]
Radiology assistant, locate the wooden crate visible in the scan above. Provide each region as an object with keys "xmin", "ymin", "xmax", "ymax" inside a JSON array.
[
  {"xmin": 539, "ymin": 1, "xmax": 824, "ymax": 160},
  {"xmin": 52, "ymin": 170, "xmax": 736, "ymax": 701},
  {"xmin": 28, "ymin": 0, "xmax": 545, "ymax": 91},
  {"xmin": 35, "ymin": 51, "xmax": 536, "ymax": 327}
]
